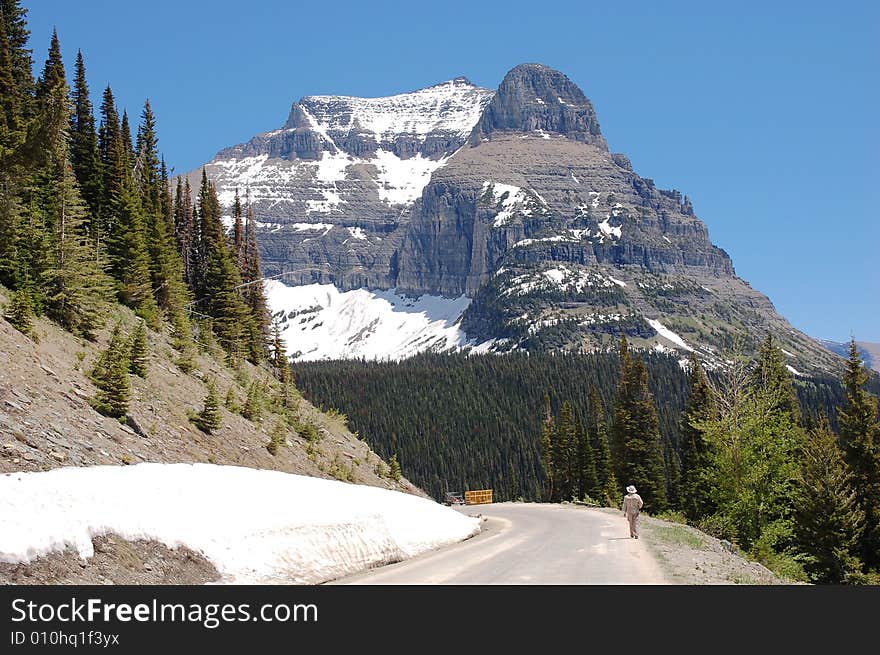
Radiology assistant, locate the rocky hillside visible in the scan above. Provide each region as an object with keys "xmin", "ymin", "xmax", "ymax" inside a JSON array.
[
  {"xmin": 190, "ymin": 63, "xmax": 842, "ymax": 375},
  {"xmin": 0, "ymin": 286, "xmax": 420, "ymax": 497}
]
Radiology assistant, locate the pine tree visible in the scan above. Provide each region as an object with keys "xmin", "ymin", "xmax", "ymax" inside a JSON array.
[
  {"xmin": 98, "ymin": 86, "xmax": 122, "ymax": 214},
  {"xmin": 128, "ymin": 319, "xmax": 148, "ymax": 378},
  {"xmin": 232, "ymin": 188, "xmax": 244, "ymax": 269},
  {"xmin": 837, "ymin": 339, "xmax": 880, "ymax": 570},
  {"xmin": 96, "ymin": 88, "xmax": 157, "ymax": 325},
  {"xmin": 4, "ymin": 283, "xmax": 34, "ymax": 338},
  {"xmin": 749, "ymin": 334, "xmax": 801, "ymax": 424},
  {"xmin": 241, "ymin": 195, "xmax": 270, "ymax": 361},
  {"xmin": 679, "ymin": 351, "xmax": 717, "ymax": 522},
  {"xmin": 575, "ymin": 413, "xmax": 597, "ymax": 502},
  {"xmin": 70, "ymin": 50, "xmax": 102, "ymax": 222},
  {"xmin": 0, "ymin": 1, "xmax": 33, "ymax": 131},
  {"xmin": 242, "ymin": 381, "xmax": 263, "ymax": 422},
  {"xmin": 135, "ymin": 100, "xmax": 190, "ymax": 318},
  {"xmin": 613, "ymin": 337, "xmax": 668, "ymax": 512},
  {"xmin": 794, "ymin": 417, "xmax": 865, "ymax": 583},
  {"xmin": 389, "ymin": 454, "xmax": 402, "ymax": 482},
  {"xmin": 194, "ymin": 170, "xmax": 249, "ymax": 357},
  {"xmin": 555, "ymin": 400, "xmax": 577, "ymax": 501},
  {"xmin": 0, "ymin": 2, "xmax": 29, "ymax": 157},
  {"xmin": 587, "ymin": 385, "xmax": 617, "ymax": 504},
  {"xmin": 194, "ymin": 378, "xmax": 222, "ymax": 434},
  {"xmin": 539, "ymin": 393, "xmax": 556, "ymax": 501},
  {"xmin": 90, "ymin": 323, "xmax": 131, "ymax": 419},
  {"xmin": 225, "ymin": 386, "xmax": 240, "ymax": 413},
  {"xmin": 173, "ymin": 176, "xmax": 197, "ymax": 288},
  {"xmin": 28, "ymin": 32, "xmax": 111, "ymax": 338}
]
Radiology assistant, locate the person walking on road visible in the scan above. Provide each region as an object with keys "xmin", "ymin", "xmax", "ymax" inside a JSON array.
[{"xmin": 623, "ymin": 485, "xmax": 643, "ymax": 538}]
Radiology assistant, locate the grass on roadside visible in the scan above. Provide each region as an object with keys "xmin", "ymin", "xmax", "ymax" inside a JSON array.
[{"xmin": 650, "ymin": 524, "xmax": 706, "ymax": 550}]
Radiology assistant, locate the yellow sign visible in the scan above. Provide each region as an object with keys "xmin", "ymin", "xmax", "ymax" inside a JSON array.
[{"xmin": 464, "ymin": 489, "xmax": 493, "ymax": 505}]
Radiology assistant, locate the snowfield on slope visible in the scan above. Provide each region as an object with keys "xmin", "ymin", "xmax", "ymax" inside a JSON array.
[
  {"xmin": 0, "ymin": 464, "xmax": 481, "ymax": 584},
  {"xmin": 266, "ymin": 279, "xmax": 492, "ymax": 361}
]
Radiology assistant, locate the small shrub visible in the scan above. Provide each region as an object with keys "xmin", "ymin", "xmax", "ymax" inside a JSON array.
[
  {"xmin": 267, "ymin": 420, "xmax": 287, "ymax": 456},
  {"xmin": 241, "ymin": 381, "xmax": 264, "ymax": 422},
  {"xmin": 225, "ymin": 387, "xmax": 240, "ymax": 413},
  {"xmin": 192, "ymin": 378, "xmax": 222, "ymax": 434},
  {"xmin": 389, "ymin": 454, "xmax": 402, "ymax": 482},
  {"xmin": 89, "ymin": 323, "xmax": 131, "ymax": 419}
]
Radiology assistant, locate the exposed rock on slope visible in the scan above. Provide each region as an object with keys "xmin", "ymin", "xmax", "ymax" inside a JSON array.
[{"xmin": 0, "ymin": 287, "xmax": 421, "ymax": 497}]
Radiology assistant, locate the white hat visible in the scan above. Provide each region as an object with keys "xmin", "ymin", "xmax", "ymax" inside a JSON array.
[{"xmin": 626, "ymin": 485, "xmax": 637, "ymax": 494}]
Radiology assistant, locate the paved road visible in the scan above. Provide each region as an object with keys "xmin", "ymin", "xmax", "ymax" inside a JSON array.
[{"xmin": 333, "ymin": 502, "xmax": 668, "ymax": 584}]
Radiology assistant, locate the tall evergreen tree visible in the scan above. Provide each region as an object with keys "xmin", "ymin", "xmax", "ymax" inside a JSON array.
[
  {"xmin": 794, "ymin": 417, "xmax": 865, "ymax": 583},
  {"xmin": 0, "ymin": 0, "xmax": 33, "ymax": 129},
  {"xmin": 27, "ymin": 31, "xmax": 111, "ymax": 338},
  {"xmin": 70, "ymin": 50, "xmax": 102, "ymax": 222},
  {"xmin": 232, "ymin": 188, "xmax": 244, "ymax": 269},
  {"xmin": 749, "ymin": 334, "xmax": 801, "ymax": 424},
  {"xmin": 613, "ymin": 337, "xmax": 668, "ymax": 511},
  {"xmin": 241, "ymin": 196, "xmax": 270, "ymax": 361},
  {"xmin": 679, "ymin": 351, "xmax": 717, "ymax": 522},
  {"xmin": 837, "ymin": 339, "xmax": 880, "ymax": 570},
  {"xmin": 587, "ymin": 385, "xmax": 617, "ymax": 504},
  {"xmin": 555, "ymin": 400, "xmax": 577, "ymax": 501},
  {"xmin": 539, "ymin": 394, "xmax": 556, "ymax": 501},
  {"xmin": 194, "ymin": 170, "xmax": 249, "ymax": 357},
  {"xmin": 575, "ymin": 413, "xmax": 597, "ymax": 501},
  {"xmin": 135, "ymin": 100, "xmax": 189, "ymax": 317},
  {"xmin": 0, "ymin": 9, "xmax": 26, "ymax": 286}
]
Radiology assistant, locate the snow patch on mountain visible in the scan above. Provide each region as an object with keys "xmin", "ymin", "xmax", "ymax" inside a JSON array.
[
  {"xmin": 301, "ymin": 79, "xmax": 493, "ymax": 142},
  {"xmin": 647, "ymin": 318, "xmax": 693, "ymax": 352},
  {"xmin": 372, "ymin": 150, "xmax": 448, "ymax": 205},
  {"xmin": 266, "ymin": 280, "xmax": 490, "ymax": 361}
]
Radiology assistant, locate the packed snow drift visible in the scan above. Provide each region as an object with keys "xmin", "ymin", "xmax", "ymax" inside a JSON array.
[{"xmin": 0, "ymin": 463, "xmax": 482, "ymax": 584}]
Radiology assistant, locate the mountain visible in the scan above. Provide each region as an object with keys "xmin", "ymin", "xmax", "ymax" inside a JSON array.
[
  {"xmin": 819, "ymin": 339, "xmax": 880, "ymax": 373},
  {"xmin": 189, "ymin": 64, "xmax": 840, "ymax": 374}
]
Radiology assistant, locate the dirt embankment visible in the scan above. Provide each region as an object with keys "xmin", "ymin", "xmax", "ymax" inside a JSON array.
[{"xmin": 0, "ymin": 536, "xmax": 220, "ymax": 585}]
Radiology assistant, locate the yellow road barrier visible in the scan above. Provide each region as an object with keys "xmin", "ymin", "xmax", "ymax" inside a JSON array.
[{"xmin": 464, "ymin": 489, "xmax": 493, "ymax": 505}]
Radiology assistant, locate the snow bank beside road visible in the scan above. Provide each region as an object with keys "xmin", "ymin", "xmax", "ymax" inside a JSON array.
[{"xmin": 0, "ymin": 463, "xmax": 481, "ymax": 584}]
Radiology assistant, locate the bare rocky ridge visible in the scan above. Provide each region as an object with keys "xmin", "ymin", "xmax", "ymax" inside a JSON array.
[{"xmin": 189, "ymin": 63, "xmax": 842, "ymax": 374}]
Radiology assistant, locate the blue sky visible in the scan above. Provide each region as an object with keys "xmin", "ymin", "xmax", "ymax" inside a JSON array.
[{"xmin": 25, "ymin": 0, "xmax": 879, "ymax": 342}]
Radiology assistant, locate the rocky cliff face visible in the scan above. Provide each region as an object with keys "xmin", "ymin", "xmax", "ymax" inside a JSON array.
[
  {"xmin": 470, "ymin": 63, "xmax": 606, "ymax": 148},
  {"xmin": 190, "ymin": 64, "xmax": 841, "ymax": 374},
  {"xmin": 189, "ymin": 78, "xmax": 494, "ymax": 289}
]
